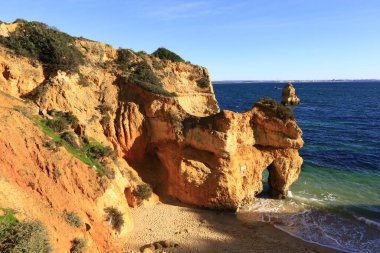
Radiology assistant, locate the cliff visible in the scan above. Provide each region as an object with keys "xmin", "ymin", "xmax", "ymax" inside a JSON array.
[{"xmin": 0, "ymin": 20, "xmax": 303, "ymax": 252}]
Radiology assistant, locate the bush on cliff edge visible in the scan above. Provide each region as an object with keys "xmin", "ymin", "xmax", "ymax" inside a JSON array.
[
  {"xmin": 0, "ymin": 20, "xmax": 84, "ymax": 74},
  {"xmin": 255, "ymin": 97, "xmax": 294, "ymax": 121},
  {"xmin": 128, "ymin": 61, "xmax": 177, "ymax": 97},
  {"xmin": 152, "ymin": 47, "xmax": 185, "ymax": 63}
]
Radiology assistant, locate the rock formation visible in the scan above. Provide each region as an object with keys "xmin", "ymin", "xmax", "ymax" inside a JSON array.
[
  {"xmin": 0, "ymin": 20, "xmax": 303, "ymax": 251},
  {"xmin": 281, "ymin": 82, "xmax": 301, "ymax": 106}
]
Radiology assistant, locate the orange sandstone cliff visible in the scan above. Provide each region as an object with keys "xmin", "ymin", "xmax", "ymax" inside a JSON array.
[{"xmin": 0, "ymin": 20, "xmax": 303, "ymax": 251}]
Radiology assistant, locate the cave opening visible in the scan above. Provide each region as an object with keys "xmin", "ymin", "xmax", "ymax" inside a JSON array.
[{"xmin": 257, "ymin": 168, "xmax": 271, "ymax": 198}]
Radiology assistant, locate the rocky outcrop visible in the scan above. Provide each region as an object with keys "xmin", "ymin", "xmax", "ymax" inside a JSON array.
[
  {"xmin": 147, "ymin": 100, "xmax": 303, "ymax": 209},
  {"xmin": 0, "ymin": 19, "xmax": 304, "ymax": 249},
  {"xmin": 0, "ymin": 47, "xmax": 44, "ymax": 97},
  {"xmin": 281, "ymin": 82, "xmax": 301, "ymax": 106}
]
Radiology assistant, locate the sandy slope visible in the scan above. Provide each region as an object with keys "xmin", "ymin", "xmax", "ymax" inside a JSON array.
[{"xmin": 124, "ymin": 202, "xmax": 341, "ymax": 253}]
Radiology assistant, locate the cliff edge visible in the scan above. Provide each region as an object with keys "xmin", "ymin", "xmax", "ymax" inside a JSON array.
[{"xmin": 0, "ymin": 20, "xmax": 303, "ymax": 251}]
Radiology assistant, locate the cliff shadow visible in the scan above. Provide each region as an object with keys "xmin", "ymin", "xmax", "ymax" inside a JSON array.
[{"xmin": 131, "ymin": 202, "xmax": 344, "ymax": 253}]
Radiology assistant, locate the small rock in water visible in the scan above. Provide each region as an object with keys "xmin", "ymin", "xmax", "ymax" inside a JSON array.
[{"xmin": 281, "ymin": 82, "xmax": 300, "ymax": 106}]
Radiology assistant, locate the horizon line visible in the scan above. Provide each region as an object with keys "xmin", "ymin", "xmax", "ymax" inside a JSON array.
[{"xmin": 212, "ymin": 79, "xmax": 380, "ymax": 83}]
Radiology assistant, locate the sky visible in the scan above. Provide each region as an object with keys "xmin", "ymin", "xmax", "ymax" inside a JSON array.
[{"xmin": 1, "ymin": 0, "xmax": 380, "ymax": 81}]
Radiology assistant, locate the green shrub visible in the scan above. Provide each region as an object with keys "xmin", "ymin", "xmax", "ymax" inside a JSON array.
[
  {"xmin": 0, "ymin": 209, "xmax": 18, "ymax": 238},
  {"xmin": 117, "ymin": 48, "xmax": 134, "ymax": 64},
  {"xmin": 63, "ymin": 211, "xmax": 83, "ymax": 228},
  {"xmin": 255, "ymin": 97, "xmax": 294, "ymax": 121},
  {"xmin": 0, "ymin": 20, "xmax": 84, "ymax": 74},
  {"xmin": 0, "ymin": 221, "xmax": 51, "ymax": 253},
  {"xmin": 43, "ymin": 139, "xmax": 63, "ymax": 152},
  {"xmin": 136, "ymin": 50, "xmax": 148, "ymax": 57},
  {"xmin": 114, "ymin": 49, "xmax": 175, "ymax": 97},
  {"xmin": 82, "ymin": 135, "xmax": 90, "ymax": 145},
  {"xmin": 14, "ymin": 19, "xmax": 28, "ymax": 24},
  {"xmin": 48, "ymin": 110, "xmax": 79, "ymax": 129},
  {"xmin": 87, "ymin": 145, "xmax": 113, "ymax": 160},
  {"xmin": 152, "ymin": 47, "xmax": 184, "ymax": 62},
  {"xmin": 133, "ymin": 184, "xmax": 153, "ymax": 200},
  {"xmin": 46, "ymin": 118, "xmax": 68, "ymax": 132},
  {"xmin": 133, "ymin": 79, "xmax": 176, "ymax": 97},
  {"xmin": 128, "ymin": 61, "xmax": 176, "ymax": 97},
  {"xmin": 197, "ymin": 77, "xmax": 210, "ymax": 88},
  {"xmin": 61, "ymin": 132, "xmax": 80, "ymax": 148},
  {"xmin": 104, "ymin": 207, "xmax": 124, "ymax": 231},
  {"xmin": 116, "ymin": 49, "xmax": 135, "ymax": 73},
  {"xmin": 46, "ymin": 110, "xmax": 79, "ymax": 131},
  {"xmin": 130, "ymin": 61, "xmax": 162, "ymax": 86},
  {"xmin": 70, "ymin": 238, "xmax": 86, "ymax": 253}
]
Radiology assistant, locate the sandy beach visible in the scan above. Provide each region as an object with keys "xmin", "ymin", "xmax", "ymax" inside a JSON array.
[{"xmin": 124, "ymin": 202, "xmax": 342, "ymax": 253}]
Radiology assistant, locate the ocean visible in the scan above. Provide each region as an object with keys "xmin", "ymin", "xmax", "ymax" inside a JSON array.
[{"xmin": 213, "ymin": 81, "xmax": 380, "ymax": 253}]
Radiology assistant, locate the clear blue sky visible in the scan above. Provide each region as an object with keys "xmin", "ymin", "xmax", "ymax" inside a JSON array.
[{"xmin": 1, "ymin": 0, "xmax": 380, "ymax": 80}]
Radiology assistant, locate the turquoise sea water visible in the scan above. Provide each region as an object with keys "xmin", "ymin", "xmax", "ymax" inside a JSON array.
[{"xmin": 213, "ymin": 82, "xmax": 380, "ymax": 253}]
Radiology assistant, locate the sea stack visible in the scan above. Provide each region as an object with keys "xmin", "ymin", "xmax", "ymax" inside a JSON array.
[{"xmin": 281, "ymin": 82, "xmax": 301, "ymax": 106}]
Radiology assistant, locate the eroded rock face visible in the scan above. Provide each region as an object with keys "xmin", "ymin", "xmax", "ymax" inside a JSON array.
[
  {"xmin": 0, "ymin": 47, "xmax": 44, "ymax": 97},
  {"xmin": 0, "ymin": 31, "xmax": 303, "ymax": 220},
  {"xmin": 281, "ymin": 82, "xmax": 301, "ymax": 106},
  {"xmin": 0, "ymin": 92, "xmax": 134, "ymax": 252},
  {"xmin": 148, "ymin": 104, "xmax": 303, "ymax": 209}
]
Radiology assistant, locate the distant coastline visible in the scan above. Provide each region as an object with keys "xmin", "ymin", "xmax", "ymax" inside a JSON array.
[{"xmin": 213, "ymin": 79, "xmax": 380, "ymax": 84}]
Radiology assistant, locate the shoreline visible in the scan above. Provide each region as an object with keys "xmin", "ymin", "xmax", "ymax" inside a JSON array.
[{"xmin": 124, "ymin": 202, "xmax": 343, "ymax": 253}]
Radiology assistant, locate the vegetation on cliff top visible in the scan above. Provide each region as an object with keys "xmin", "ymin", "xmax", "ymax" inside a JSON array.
[
  {"xmin": 152, "ymin": 47, "xmax": 185, "ymax": 63},
  {"xmin": 116, "ymin": 49, "xmax": 177, "ymax": 97},
  {"xmin": 0, "ymin": 19, "xmax": 185, "ymax": 97},
  {"xmin": 129, "ymin": 61, "xmax": 176, "ymax": 97},
  {"xmin": 255, "ymin": 97, "xmax": 295, "ymax": 121},
  {"xmin": 197, "ymin": 77, "xmax": 210, "ymax": 88},
  {"xmin": 0, "ymin": 19, "xmax": 84, "ymax": 74}
]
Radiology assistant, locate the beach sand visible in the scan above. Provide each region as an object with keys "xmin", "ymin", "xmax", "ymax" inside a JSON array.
[{"xmin": 123, "ymin": 201, "xmax": 342, "ymax": 253}]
